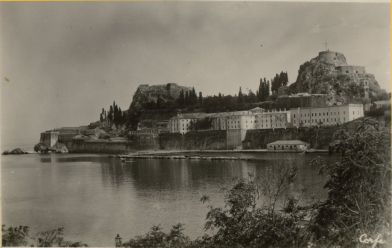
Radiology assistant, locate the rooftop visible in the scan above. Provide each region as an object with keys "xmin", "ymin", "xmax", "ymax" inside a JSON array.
[{"xmin": 267, "ymin": 140, "xmax": 309, "ymax": 145}]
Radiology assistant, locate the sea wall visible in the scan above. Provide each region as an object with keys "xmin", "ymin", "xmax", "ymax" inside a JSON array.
[
  {"xmin": 66, "ymin": 141, "xmax": 133, "ymax": 154},
  {"xmin": 159, "ymin": 130, "xmax": 227, "ymax": 150},
  {"xmin": 242, "ymin": 127, "xmax": 337, "ymax": 149},
  {"xmin": 66, "ymin": 137, "xmax": 159, "ymax": 154}
]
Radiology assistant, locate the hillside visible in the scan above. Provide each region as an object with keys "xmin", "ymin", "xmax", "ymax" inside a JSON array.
[
  {"xmin": 288, "ymin": 50, "xmax": 387, "ymax": 104},
  {"xmin": 129, "ymin": 83, "xmax": 192, "ymax": 111}
]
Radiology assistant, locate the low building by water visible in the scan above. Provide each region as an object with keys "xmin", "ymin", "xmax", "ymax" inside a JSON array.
[{"xmin": 267, "ymin": 140, "xmax": 309, "ymax": 151}]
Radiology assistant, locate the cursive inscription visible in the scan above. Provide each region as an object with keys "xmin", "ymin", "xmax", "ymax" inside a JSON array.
[{"xmin": 359, "ymin": 234, "xmax": 385, "ymax": 248}]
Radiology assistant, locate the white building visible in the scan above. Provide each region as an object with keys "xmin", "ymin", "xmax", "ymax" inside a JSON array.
[
  {"xmin": 211, "ymin": 111, "xmax": 255, "ymax": 131},
  {"xmin": 267, "ymin": 140, "xmax": 309, "ymax": 151},
  {"xmin": 168, "ymin": 104, "xmax": 364, "ymax": 134},
  {"xmin": 253, "ymin": 110, "xmax": 291, "ymax": 129},
  {"xmin": 290, "ymin": 104, "xmax": 364, "ymax": 127},
  {"xmin": 168, "ymin": 113, "xmax": 210, "ymax": 134}
]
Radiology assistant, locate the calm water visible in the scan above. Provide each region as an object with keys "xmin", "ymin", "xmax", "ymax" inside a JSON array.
[{"xmin": 2, "ymin": 153, "xmax": 334, "ymax": 246}]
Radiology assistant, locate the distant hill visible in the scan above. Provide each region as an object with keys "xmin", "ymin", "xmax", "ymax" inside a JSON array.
[
  {"xmin": 129, "ymin": 83, "xmax": 192, "ymax": 111},
  {"xmin": 288, "ymin": 50, "xmax": 387, "ymax": 105}
]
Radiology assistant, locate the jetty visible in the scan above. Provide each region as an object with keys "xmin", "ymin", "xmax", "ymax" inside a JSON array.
[{"xmin": 113, "ymin": 149, "xmax": 328, "ymax": 162}]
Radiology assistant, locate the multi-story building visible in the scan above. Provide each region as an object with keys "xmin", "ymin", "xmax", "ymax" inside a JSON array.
[
  {"xmin": 211, "ymin": 111, "xmax": 255, "ymax": 131},
  {"xmin": 168, "ymin": 104, "xmax": 364, "ymax": 134},
  {"xmin": 168, "ymin": 113, "xmax": 210, "ymax": 134},
  {"xmin": 253, "ymin": 110, "xmax": 291, "ymax": 129},
  {"xmin": 290, "ymin": 104, "xmax": 364, "ymax": 127}
]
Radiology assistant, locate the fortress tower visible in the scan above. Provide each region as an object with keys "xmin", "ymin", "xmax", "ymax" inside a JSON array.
[{"xmin": 317, "ymin": 50, "xmax": 348, "ymax": 67}]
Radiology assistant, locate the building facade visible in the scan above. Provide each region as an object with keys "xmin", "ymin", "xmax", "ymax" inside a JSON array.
[
  {"xmin": 168, "ymin": 113, "xmax": 210, "ymax": 134},
  {"xmin": 290, "ymin": 104, "xmax": 364, "ymax": 128},
  {"xmin": 267, "ymin": 140, "xmax": 309, "ymax": 151},
  {"xmin": 40, "ymin": 130, "xmax": 59, "ymax": 147},
  {"xmin": 254, "ymin": 110, "xmax": 291, "ymax": 129},
  {"xmin": 168, "ymin": 104, "xmax": 364, "ymax": 133}
]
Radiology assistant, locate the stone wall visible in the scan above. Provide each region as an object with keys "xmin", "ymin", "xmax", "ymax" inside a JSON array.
[
  {"xmin": 66, "ymin": 140, "xmax": 137, "ymax": 154},
  {"xmin": 336, "ymin": 65, "xmax": 366, "ymax": 75},
  {"xmin": 159, "ymin": 130, "xmax": 227, "ymax": 150},
  {"xmin": 275, "ymin": 95, "xmax": 329, "ymax": 108},
  {"xmin": 317, "ymin": 51, "xmax": 347, "ymax": 66}
]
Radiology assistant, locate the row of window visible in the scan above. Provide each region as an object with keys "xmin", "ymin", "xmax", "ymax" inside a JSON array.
[
  {"xmin": 294, "ymin": 111, "xmax": 347, "ymax": 118},
  {"xmin": 293, "ymin": 117, "xmax": 346, "ymax": 124}
]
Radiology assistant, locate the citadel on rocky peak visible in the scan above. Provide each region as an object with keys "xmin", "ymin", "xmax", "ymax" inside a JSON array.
[
  {"xmin": 36, "ymin": 50, "xmax": 389, "ymax": 153},
  {"xmin": 290, "ymin": 50, "xmax": 385, "ymax": 103}
]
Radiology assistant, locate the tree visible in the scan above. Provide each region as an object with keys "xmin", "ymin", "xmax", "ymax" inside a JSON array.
[
  {"xmin": 198, "ymin": 92, "xmax": 203, "ymax": 105},
  {"xmin": 189, "ymin": 118, "xmax": 212, "ymax": 131},
  {"xmin": 198, "ymin": 167, "xmax": 307, "ymax": 248},
  {"xmin": 190, "ymin": 87, "xmax": 197, "ymax": 105},
  {"xmin": 247, "ymin": 90, "xmax": 258, "ymax": 103},
  {"xmin": 184, "ymin": 91, "xmax": 189, "ymax": 106},
  {"xmin": 271, "ymin": 71, "xmax": 288, "ymax": 94},
  {"xmin": 177, "ymin": 90, "xmax": 185, "ymax": 106},
  {"xmin": 258, "ymin": 78, "xmax": 270, "ymax": 101},
  {"xmin": 238, "ymin": 87, "xmax": 243, "ymax": 104},
  {"xmin": 2, "ymin": 225, "xmax": 87, "ymax": 247},
  {"xmin": 108, "ymin": 105, "xmax": 114, "ymax": 124},
  {"xmin": 311, "ymin": 118, "xmax": 391, "ymax": 247},
  {"xmin": 156, "ymin": 95, "xmax": 164, "ymax": 109},
  {"xmin": 123, "ymin": 224, "xmax": 191, "ymax": 248}
]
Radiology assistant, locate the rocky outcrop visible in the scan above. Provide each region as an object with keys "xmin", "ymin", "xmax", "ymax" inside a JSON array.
[
  {"xmin": 129, "ymin": 83, "xmax": 192, "ymax": 111},
  {"xmin": 289, "ymin": 50, "xmax": 387, "ymax": 105},
  {"xmin": 2, "ymin": 148, "xmax": 28, "ymax": 155}
]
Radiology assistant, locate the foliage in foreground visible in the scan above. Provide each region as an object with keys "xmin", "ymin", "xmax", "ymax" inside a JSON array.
[
  {"xmin": 310, "ymin": 118, "xmax": 391, "ymax": 247},
  {"xmin": 2, "ymin": 225, "xmax": 88, "ymax": 247}
]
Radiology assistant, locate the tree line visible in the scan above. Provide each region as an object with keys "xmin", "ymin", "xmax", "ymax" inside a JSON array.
[
  {"xmin": 98, "ymin": 71, "xmax": 289, "ymax": 129},
  {"xmin": 100, "ymin": 101, "xmax": 127, "ymax": 127}
]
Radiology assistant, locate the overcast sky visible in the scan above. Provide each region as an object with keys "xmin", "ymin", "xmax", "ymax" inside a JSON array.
[{"xmin": 0, "ymin": 2, "xmax": 389, "ymax": 149}]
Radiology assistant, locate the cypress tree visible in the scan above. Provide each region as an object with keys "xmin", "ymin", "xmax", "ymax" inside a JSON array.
[{"xmin": 238, "ymin": 87, "xmax": 243, "ymax": 104}]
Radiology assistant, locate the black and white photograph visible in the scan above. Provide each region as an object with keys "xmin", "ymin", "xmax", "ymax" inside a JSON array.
[{"xmin": 1, "ymin": 1, "xmax": 390, "ymax": 247}]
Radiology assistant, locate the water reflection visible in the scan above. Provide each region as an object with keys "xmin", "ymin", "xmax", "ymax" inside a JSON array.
[
  {"xmin": 2, "ymin": 153, "xmax": 334, "ymax": 246},
  {"xmin": 98, "ymin": 154, "xmax": 330, "ymax": 204}
]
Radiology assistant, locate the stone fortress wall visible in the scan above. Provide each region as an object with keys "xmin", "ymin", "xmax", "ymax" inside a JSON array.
[
  {"xmin": 336, "ymin": 65, "xmax": 366, "ymax": 75},
  {"xmin": 317, "ymin": 51, "xmax": 347, "ymax": 66},
  {"xmin": 317, "ymin": 50, "xmax": 375, "ymax": 98}
]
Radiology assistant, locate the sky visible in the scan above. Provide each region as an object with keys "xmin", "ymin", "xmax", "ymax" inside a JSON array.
[{"xmin": 0, "ymin": 2, "xmax": 390, "ymax": 149}]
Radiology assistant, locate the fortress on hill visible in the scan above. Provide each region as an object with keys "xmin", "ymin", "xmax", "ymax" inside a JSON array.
[
  {"xmin": 317, "ymin": 50, "xmax": 366, "ymax": 75},
  {"xmin": 291, "ymin": 49, "xmax": 383, "ymax": 101}
]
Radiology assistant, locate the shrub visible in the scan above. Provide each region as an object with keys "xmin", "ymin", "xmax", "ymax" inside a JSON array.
[{"xmin": 311, "ymin": 118, "xmax": 391, "ymax": 247}]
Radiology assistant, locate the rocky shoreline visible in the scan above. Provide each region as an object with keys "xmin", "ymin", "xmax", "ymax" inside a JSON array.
[{"xmin": 2, "ymin": 148, "xmax": 29, "ymax": 155}]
